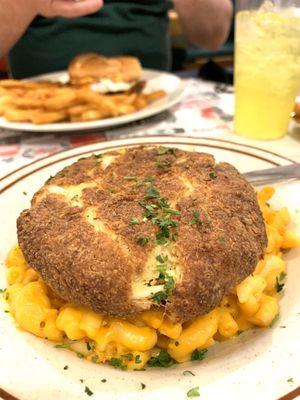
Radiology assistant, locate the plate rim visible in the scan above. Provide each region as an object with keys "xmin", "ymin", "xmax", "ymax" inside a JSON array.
[{"xmin": 0, "ymin": 136, "xmax": 296, "ymax": 188}]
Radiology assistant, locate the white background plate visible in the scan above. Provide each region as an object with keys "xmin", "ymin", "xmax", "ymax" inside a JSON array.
[
  {"xmin": 0, "ymin": 70, "xmax": 184, "ymax": 133},
  {"xmin": 0, "ymin": 136, "xmax": 299, "ymax": 400}
]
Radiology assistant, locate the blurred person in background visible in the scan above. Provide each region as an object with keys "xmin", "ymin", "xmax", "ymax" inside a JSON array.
[{"xmin": 0, "ymin": 0, "xmax": 232, "ymax": 78}]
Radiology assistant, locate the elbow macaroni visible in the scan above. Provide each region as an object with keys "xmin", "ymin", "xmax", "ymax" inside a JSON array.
[{"xmin": 3, "ymin": 187, "xmax": 300, "ymax": 369}]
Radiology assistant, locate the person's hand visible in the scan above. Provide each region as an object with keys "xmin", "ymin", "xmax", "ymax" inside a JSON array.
[{"xmin": 34, "ymin": 0, "xmax": 104, "ymax": 18}]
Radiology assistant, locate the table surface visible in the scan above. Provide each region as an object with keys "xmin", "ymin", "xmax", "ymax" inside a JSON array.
[{"xmin": 1, "ymin": 78, "xmax": 300, "ymax": 178}]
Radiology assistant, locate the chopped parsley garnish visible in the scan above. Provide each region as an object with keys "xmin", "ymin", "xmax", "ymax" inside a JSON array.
[
  {"xmin": 91, "ymin": 355, "xmax": 99, "ymax": 363},
  {"xmin": 0, "ymin": 288, "xmax": 5, "ymax": 294},
  {"xmin": 137, "ymin": 237, "xmax": 149, "ymax": 246},
  {"xmin": 77, "ymin": 352, "xmax": 84, "ymax": 359},
  {"xmin": 209, "ymin": 172, "xmax": 217, "ymax": 180},
  {"xmin": 46, "ymin": 175, "xmax": 54, "ymax": 184},
  {"xmin": 145, "ymin": 184, "xmax": 159, "ymax": 200},
  {"xmin": 157, "ymin": 147, "xmax": 176, "ymax": 155},
  {"xmin": 135, "ymin": 355, "xmax": 142, "ymax": 364},
  {"xmin": 84, "ymin": 386, "xmax": 94, "ymax": 396},
  {"xmin": 72, "ymin": 194, "xmax": 79, "ymax": 200},
  {"xmin": 101, "ymin": 379, "xmax": 107, "ymax": 383},
  {"xmin": 109, "ymin": 357, "xmax": 127, "ymax": 370},
  {"xmin": 218, "ymin": 236, "xmax": 225, "ymax": 242},
  {"xmin": 183, "ymin": 370, "xmax": 195, "ymax": 376},
  {"xmin": 23, "ymin": 191, "xmax": 27, "ymax": 195},
  {"xmin": 141, "ymin": 383, "xmax": 146, "ymax": 390},
  {"xmin": 122, "ymin": 353, "xmax": 133, "ymax": 361},
  {"xmin": 151, "ymin": 253, "xmax": 175, "ymax": 304},
  {"xmin": 187, "ymin": 386, "xmax": 200, "ymax": 398},
  {"xmin": 155, "ymin": 158, "xmax": 171, "ymax": 169},
  {"xmin": 287, "ymin": 377, "xmax": 294, "ymax": 383},
  {"xmin": 63, "ymin": 365, "xmax": 69, "ymax": 370},
  {"xmin": 54, "ymin": 343, "xmax": 70, "ymax": 349},
  {"xmin": 156, "ymin": 254, "xmax": 168, "ymax": 264},
  {"xmin": 86, "ymin": 341, "xmax": 95, "ymax": 351},
  {"xmin": 191, "ymin": 348, "xmax": 208, "ymax": 361},
  {"xmin": 94, "ymin": 153, "xmax": 103, "ymax": 161},
  {"xmin": 189, "ymin": 211, "xmax": 203, "ymax": 226},
  {"xmin": 80, "ymin": 379, "xmax": 84, "ymax": 383},
  {"xmin": 147, "ymin": 350, "xmax": 177, "ymax": 368},
  {"xmin": 124, "ymin": 176, "xmax": 138, "ymax": 181},
  {"xmin": 4, "ymin": 310, "xmax": 9, "ymax": 313},
  {"xmin": 270, "ymin": 313, "xmax": 280, "ymax": 327},
  {"xmin": 130, "ymin": 218, "xmax": 139, "ymax": 226},
  {"xmin": 275, "ymin": 272, "xmax": 287, "ymax": 293}
]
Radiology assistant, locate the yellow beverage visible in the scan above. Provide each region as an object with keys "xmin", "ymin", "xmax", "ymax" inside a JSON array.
[{"xmin": 234, "ymin": 1, "xmax": 300, "ymax": 139}]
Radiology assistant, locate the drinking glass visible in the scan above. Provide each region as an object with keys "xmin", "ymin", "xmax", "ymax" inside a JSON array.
[{"xmin": 234, "ymin": 0, "xmax": 300, "ymax": 139}]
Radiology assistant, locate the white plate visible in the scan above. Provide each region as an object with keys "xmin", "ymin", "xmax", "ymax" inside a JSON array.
[
  {"xmin": 0, "ymin": 70, "xmax": 184, "ymax": 133},
  {"xmin": 0, "ymin": 136, "xmax": 299, "ymax": 400}
]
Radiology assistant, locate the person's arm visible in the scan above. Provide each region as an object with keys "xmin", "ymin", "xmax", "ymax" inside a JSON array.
[
  {"xmin": 0, "ymin": 0, "xmax": 103, "ymax": 58},
  {"xmin": 173, "ymin": 0, "xmax": 233, "ymax": 51}
]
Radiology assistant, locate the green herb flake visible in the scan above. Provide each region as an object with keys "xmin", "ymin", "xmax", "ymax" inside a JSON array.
[
  {"xmin": 109, "ymin": 357, "xmax": 127, "ymax": 370},
  {"xmin": 157, "ymin": 147, "xmax": 176, "ymax": 155},
  {"xmin": 189, "ymin": 211, "xmax": 203, "ymax": 226},
  {"xmin": 63, "ymin": 365, "xmax": 69, "ymax": 370},
  {"xmin": 4, "ymin": 310, "xmax": 9, "ymax": 313},
  {"xmin": 72, "ymin": 194, "xmax": 79, "ymax": 200},
  {"xmin": 275, "ymin": 272, "xmax": 286, "ymax": 293},
  {"xmin": 54, "ymin": 343, "xmax": 70, "ymax": 349},
  {"xmin": 80, "ymin": 379, "xmax": 84, "ymax": 383},
  {"xmin": 183, "ymin": 370, "xmax": 195, "ymax": 376},
  {"xmin": 0, "ymin": 288, "xmax": 5, "ymax": 294},
  {"xmin": 86, "ymin": 341, "xmax": 95, "ymax": 351},
  {"xmin": 84, "ymin": 386, "xmax": 94, "ymax": 396},
  {"xmin": 209, "ymin": 172, "xmax": 217, "ymax": 180},
  {"xmin": 101, "ymin": 379, "xmax": 107, "ymax": 383},
  {"xmin": 46, "ymin": 175, "xmax": 54, "ymax": 184},
  {"xmin": 144, "ymin": 184, "xmax": 159, "ymax": 200},
  {"xmin": 191, "ymin": 349, "xmax": 208, "ymax": 361},
  {"xmin": 287, "ymin": 377, "xmax": 294, "ymax": 383},
  {"xmin": 122, "ymin": 353, "xmax": 133, "ymax": 361},
  {"xmin": 124, "ymin": 176, "xmax": 138, "ymax": 181},
  {"xmin": 130, "ymin": 218, "xmax": 139, "ymax": 226},
  {"xmin": 91, "ymin": 355, "xmax": 99, "ymax": 363},
  {"xmin": 187, "ymin": 386, "xmax": 200, "ymax": 398},
  {"xmin": 23, "ymin": 191, "xmax": 28, "ymax": 195},
  {"xmin": 137, "ymin": 237, "xmax": 149, "ymax": 246},
  {"xmin": 147, "ymin": 350, "xmax": 176, "ymax": 368},
  {"xmin": 218, "ymin": 236, "xmax": 225, "ymax": 242},
  {"xmin": 77, "ymin": 352, "xmax": 85, "ymax": 359},
  {"xmin": 135, "ymin": 355, "xmax": 142, "ymax": 364},
  {"xmin": 141, "ymin": 383, "xmax": 146, "ymax": 390},
  {"xmin": 94, "ymin": 153, "xmax": 103, "ymax": 161},
  {"xmin": 270, "ymin": 313, "xmax": 280, "ymax": 328}
]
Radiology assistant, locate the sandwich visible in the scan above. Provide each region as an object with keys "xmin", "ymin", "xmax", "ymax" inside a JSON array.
[{"xmin": 68, "ymin": 53, "xmax": 143, "ymax": 94}]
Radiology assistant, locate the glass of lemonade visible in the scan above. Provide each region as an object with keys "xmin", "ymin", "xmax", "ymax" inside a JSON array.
[{"xmin": 234, "ymin": 0, "xmax": 300, "ymax": 140}]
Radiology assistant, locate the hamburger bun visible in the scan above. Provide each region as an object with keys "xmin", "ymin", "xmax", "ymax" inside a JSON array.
[
  {"xmin": 68, "ymin": 53, "xmax": 142, "ymax": 85},
  {"xmin": 17, "ymin": 147, "xmax": 267, "ymax": 323}
]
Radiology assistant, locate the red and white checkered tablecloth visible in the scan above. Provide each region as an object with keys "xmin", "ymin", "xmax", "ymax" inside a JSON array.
[{"xmin": 0, "ymin": 78, "xmax": 299, "ymax": 178}]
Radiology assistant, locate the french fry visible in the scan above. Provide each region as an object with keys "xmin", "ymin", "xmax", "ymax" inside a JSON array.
[{"xmin": 0, "ymin": 78, "xmax": 166, "ymax": 124}]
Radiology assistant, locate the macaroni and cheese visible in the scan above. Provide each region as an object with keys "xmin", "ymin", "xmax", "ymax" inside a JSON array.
[{"xmin": 3, "ymin": 187, "xmax": 300, "ymax": 369}]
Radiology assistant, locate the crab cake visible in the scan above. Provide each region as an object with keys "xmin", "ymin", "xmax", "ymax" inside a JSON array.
[{"xmin": 17, "ymin": 146, "xmax": 267, "ymax": 323}]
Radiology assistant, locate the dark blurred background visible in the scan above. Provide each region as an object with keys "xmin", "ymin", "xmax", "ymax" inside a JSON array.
[{"xmin": 0, "ymin": 1, "xmax": 235, "ymax": 82}]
